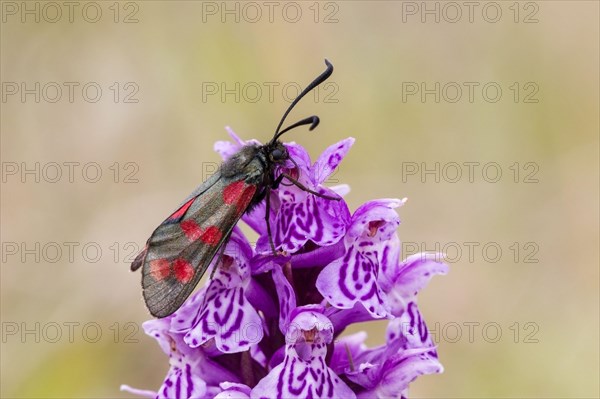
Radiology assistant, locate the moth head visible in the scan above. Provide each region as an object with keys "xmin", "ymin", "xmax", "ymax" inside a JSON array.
[{"xmin": 268, "ymin": 142, "xmax": 289, "ymax": 164}]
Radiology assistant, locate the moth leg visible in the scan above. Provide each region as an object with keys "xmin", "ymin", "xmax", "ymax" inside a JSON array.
[
  {"xmin": 271, "ymin": 173, "xmax": 285, "ymax": 190},
  {"xmin": 252, "ymin": 185, "xmax": 268, "ymax": 204},
  {"xmin": 265, "ymin": 186, "xmax": 277, "ymax": 254},
  {"xmin": 280, "ymin": 173, "xmax": 340, "ymax": 201}
]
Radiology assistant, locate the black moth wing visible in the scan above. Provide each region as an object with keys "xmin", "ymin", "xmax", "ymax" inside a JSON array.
[
  {"xmin": 130, "ymin": 170, "xmax": 222, "ymax": 272},
  {"xmin": 132, "ymin": 168, "xmax": 259, "ymax": 318}
]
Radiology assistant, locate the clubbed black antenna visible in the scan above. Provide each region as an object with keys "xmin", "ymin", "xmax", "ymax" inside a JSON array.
[
  {"xmin": 270, "ymin": 59, "xmax": 333, "ymax": 144},
  {"xmin": 272, "ymin": 115, "xmax": 320, "ymax": 142}
]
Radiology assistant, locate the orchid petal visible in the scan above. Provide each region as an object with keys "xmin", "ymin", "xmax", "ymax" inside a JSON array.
[
  {"xmin": 387, "ymin": 253, "xmax": 448, "ymax": 316},
  {"xmin": 317, "ymin": 245, "xmax": 391, "ymax": 319},
  {"xmin": 270, "ymin": 188, "xmax": 350, "ymax": 253},
  {"xmin": 312, "ymin": 137, "xmax": 355, "ymax": 184}
]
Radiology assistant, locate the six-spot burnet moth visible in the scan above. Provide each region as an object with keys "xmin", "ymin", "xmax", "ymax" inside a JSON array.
[{"xmin": 131, "ymin": 60, "xmax": 339, "ymax": 318}]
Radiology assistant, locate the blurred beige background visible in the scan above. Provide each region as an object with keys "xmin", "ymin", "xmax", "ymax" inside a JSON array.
[{"xmin": 1, "ymin": 1, "xmax": 598, "ymax": 398}]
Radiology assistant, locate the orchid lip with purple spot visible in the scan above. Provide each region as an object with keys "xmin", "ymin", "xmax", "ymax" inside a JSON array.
[{"xmin": 124, "ymin": 129, "xmax": 447, "ymax": 399}]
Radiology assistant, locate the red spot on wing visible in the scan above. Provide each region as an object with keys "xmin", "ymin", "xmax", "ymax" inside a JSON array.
[
  {"xmin": 150, "ymin": 259, "xmax": 171, "ymax": 281},
  {"xmin": 173, "ymin": 258, "xmax": 194, "ymax": 283},
  {"xmin": 180, "ymin": 219, "xmax": 203, "ymax": 241},
  {"xmin": 200, "ymin": 226, "xmax": 223, "ymax": 246},
  {"xmin": 223, "ymin": 180, "xmax": 257, "ymax": 213},
  {"xmin": 169, "ymin": 198, "xmax": 196, "ymax": 221},
  {"xmin": 181, "ymin": 220, "xmax": 222, "ymax": 245},
  {"xmin": 223, "ymin": 181, "xmax": 246, "ymax": 204},
  {"xmin": 238, "ymin": 184, "xmax": 257, "ymax": 212}
]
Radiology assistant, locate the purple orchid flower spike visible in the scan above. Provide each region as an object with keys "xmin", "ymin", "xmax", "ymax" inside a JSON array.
[
  {"xmin": 125, "ymin": 132, "xmax": 448, "ymax": 399},
  {"xmin": 251, "ymin": 307, "xmax": 356, "ymax": 399}
]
